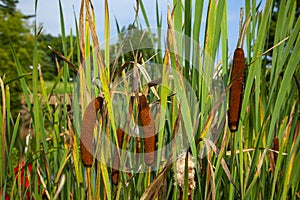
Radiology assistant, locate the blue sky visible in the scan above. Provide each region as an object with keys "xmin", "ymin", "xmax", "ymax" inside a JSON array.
[{"xmin": 17, "ymin": 0, "xmax": 257, "ymax": 54}]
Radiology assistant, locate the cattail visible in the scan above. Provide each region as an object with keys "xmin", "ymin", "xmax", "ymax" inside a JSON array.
[
  {"xmin": 273, "ymin": 137, "xmax": 279, "ymax": 164},
  {"xmin": 80, "ymin": 97, "xmax": 103, "ymax": 167},
  {"xmin": 112, "ymin": 128, "xmax": 125, "ymax": 185},
  {"xmin": 174, "ymin": 152, "xmax": 196, "ymax": 197},
  {"xmin": 228, "ymin": 48, "xmax": 245, "ymax": 132},
  {"xmin": 138, "ymin": 95, "xmax": 156, "ymax": 166}
]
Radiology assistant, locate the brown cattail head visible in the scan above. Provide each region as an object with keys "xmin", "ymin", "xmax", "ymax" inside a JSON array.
[
  {"xmin": 228, "ymin": 48, "xmax": 245, "ymax": 132},
  {"xmin": 80, "ymin": 97, "xmax": 103, "ymax": 167},
  {"xmin": 138, "ymin": 94, "xmax": 156, "ymax": 166},
  {"xmin": 112, "ymin": 128, "xmax": 125, "ymax": 185},
  {"xmin": 273, "ymin": 137, "xmax": 279, "ymax": 164}
]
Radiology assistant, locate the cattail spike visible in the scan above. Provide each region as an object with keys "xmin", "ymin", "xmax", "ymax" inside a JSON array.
[
  {"xmin": 138, "ymin": 95, "xmax": 156, "ymax": 166},
  {"xmin": 228, "ymin": 48, "xmax": 245, "ymax": 132},
  {"xmin": 80, "ymin": 97, "xmax": 103, "ymax": 167}
]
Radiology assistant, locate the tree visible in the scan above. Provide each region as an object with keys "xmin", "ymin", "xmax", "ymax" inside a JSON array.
[
  {"xmin": 265, "ymin": 0, "xmax": 300, "ymax": 61},
  {"xmin": 37, "ymin": 33, "xmax": 79, "ymax": 81},
  {"xmin": 109, "ymin": 25, "xmax": 157, "ymax": 80},
  {"xmin": 0, "ymin": 2, "xmax": 34, "ymax": 117},
  {"xmin": 0, "ymin": 0, "xmax": 18, "ymax": 15},
  {"xmin": 0, "ymin": 9, "xmax": 33, "ymax": 77}
]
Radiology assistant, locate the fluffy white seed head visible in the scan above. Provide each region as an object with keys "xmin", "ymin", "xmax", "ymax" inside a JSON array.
[{"xmin": 174, "ymin": 152, "xmax": 196, "ymax": 195}]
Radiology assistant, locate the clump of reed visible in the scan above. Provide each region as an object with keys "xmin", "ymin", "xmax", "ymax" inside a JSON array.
[{"xmin": 1, "ymin": 0, "xmax": 300, "ymax": 199}]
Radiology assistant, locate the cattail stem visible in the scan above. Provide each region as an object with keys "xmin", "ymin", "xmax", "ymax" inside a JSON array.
[
  {"xmin": 86, "ymin": 168, "xmax": 92, "ymax": 199},
  {"xmin": 112, "ymin": 128, "xmax": 124, "ymax": 185}
]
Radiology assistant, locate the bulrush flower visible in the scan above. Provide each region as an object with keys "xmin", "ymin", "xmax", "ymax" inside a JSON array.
[
  {"xmin": 228, "ymin": 48, "xmax": 245, "ymax": 132},
  {"xmin": 138, "ymin": 94, "xmax": 156, "ymax": 166}
]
